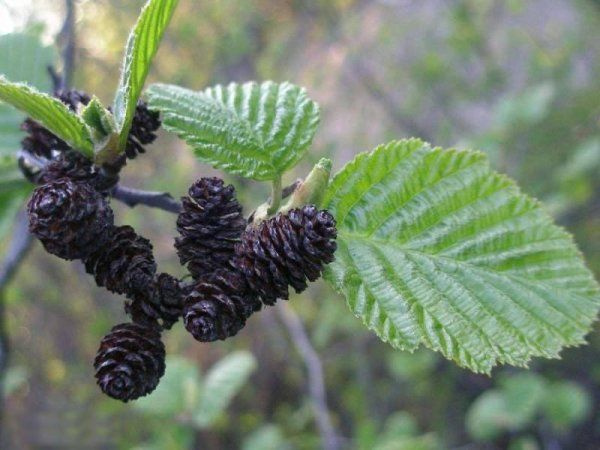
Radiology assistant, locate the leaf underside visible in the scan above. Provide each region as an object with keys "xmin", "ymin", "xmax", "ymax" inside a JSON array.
[
  {"xmin": 323, "ymin": 139, "xmax": 600, "ymax": 373},
  {"xmin": 0, "ymin": 79, "xmax": 93, "ymax": 158},
  {"xmin": 113, "ymin": 0, "xmax": 179, "ymax": 151},
  {"xmin": 146, "ymin": 81, "xmax": 320, "ymax": 181}
]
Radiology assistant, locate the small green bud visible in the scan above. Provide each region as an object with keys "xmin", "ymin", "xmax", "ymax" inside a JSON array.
[{"xmin": 279, "ymin": 158, "xmax": 332, "ymax": 213}]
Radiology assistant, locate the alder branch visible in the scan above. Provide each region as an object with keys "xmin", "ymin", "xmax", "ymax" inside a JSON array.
[
  {"xmin": 111, "ymin": 185, "xmax": 183, "ymax": 214},
  {"xmin": 58, "ymin": 0, "xmax": 76, "ymax": 90},
  {"xmin": 112, "ymin": 180, "xmax": 302, "ymax": 216},
  {"xmin": 282, "ymin": 179, "xmax": 302, "ymax": 199},
  {"xmin": 276, "ymin": 302, "xmax": 340, "ymax": 450}
]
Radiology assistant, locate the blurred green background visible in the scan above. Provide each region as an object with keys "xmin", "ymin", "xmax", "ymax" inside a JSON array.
[{"xmin": 1, "ymin": 0, "xmax": 599, "ymax": 448}]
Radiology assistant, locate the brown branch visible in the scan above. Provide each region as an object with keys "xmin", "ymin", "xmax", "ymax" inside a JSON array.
[
  {"xmin": 282, "ymin": 179, "xmax": 302, "ymax": 199},
  {"xmin": 58, "ymin": 0, "xmax": 76, "ymax": 90},
  {"xmin": 276, "ymin": 303, "xmax": 340, "ymax": 450},
  {"xmin": 111, "ymin": 185, "xmax": 183, "ymax": 214},
  {"xmin": 111, "ymin": 181, "xmax": 300, "ymax": 219}
]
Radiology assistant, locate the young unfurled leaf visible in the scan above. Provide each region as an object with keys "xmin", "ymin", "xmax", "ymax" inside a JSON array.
[
  {"xmin": 0, "ymin": 78, "xmax": 93, "ymax": 158},
  {"xmin": 81, "ymin": 96, "xmax": 115, "ymax": 140},
  {"xmin": 192, "ymin": 351, "xmax": 256, "ymax": 428},
  {"xmin": 81, "ymin": 97, "xmax": 121, "ymax": 164},
  {"xmin": 113, "ymin": 0, "xmax": 179, "ymax": 152},
  {"xmin": 146, "ymin": 81, "xmax": 320, "ymax": 180},
  {"xmin": 323, "ymin": 139, "xmax": 600, "ymax": 373}
]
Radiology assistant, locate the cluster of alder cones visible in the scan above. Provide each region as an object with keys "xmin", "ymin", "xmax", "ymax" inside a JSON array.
[{"xmin": 20, "ymin": 90, "xmax": 338, "ymax": 402}]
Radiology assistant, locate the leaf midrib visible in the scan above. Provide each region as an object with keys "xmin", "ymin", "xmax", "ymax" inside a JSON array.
[
  {"xmin": 165, "ymin": 90, "xmax": 276, "ymax": 170},
  {"xmin": 338, "ymin": 230, "xmax": 598, "ymax": 305},
  {"xmin": 201, "ymin": 92, "xmax": 269, "ymax": 160}
]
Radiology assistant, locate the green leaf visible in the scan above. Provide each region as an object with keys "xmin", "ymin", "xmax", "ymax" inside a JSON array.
[
  {"xmin": 81, "ymin": 97, "xmax": 121, "ymax": 163},
  {"xmin": 323, "ymin": 139, "xmax": 600, "ymax": 373},
  {"xmin": 500, "ymin": 373, "xmax": 546, "ymax": 426},
  {"xmin": 193, "ymin": 351, "xmax": 257, "ymax": 428},
  {"xmin": 133, "ymin": 425, "xmax": 194, "ymax": 450},
  {"xmin": 0, "ymin": 78, "xmax": 93, "ymax": 158},
  {"xmin": 494, "ymin": 83, "xmax": 555, "ymax": 130},
  {"xmin": 508, "ymin": 436, "xmax": 540, "ymax": 450},
  {"xmin": 242, "ymin": 425, "xmax": 289, "ymax": 450},
  {"xmin": 466, "ymin": 390, "xmax": 513, "ymax": 441},
  {"xmin": 146, "ymin": 81, "xmax": 320, "ymax": 180},
  {"xmin": 541, "ymin": 381, "xmax": 591, "ymax": 432},
  {"xmin": 467, "ymin": 373, "xmax": 547, "ymax": 441},
  {"xmin": 0, "ymin": 155, "xmax": 28, "ymax": 190},
  {"xmin": 113, "ymin": 0, "xmax": 179, "ymax": 152},
  {"xmin": 0, "ymin": 156, "xmax": 31, "ymax": 242},
  {"xmin": 81, "ymin": 96, "xmax": 116, "ymax": 140},
  {"xmin": 374, "ymin": 435, "xmax": 439, "ymax": 450},
  {"xmin": 0, "ymin": 32, "xmax": 57, "ymax": 156},
  {"xmin": 133, "ymin": 356, "xmax": 201, "ymax": 416},
  {"xmin": 2, "ymin": 365, "xmax": 28, "ymax": 398},
  {"xmin": 375, "ymin": 412, "xmax": 439, "ymax": 450}
]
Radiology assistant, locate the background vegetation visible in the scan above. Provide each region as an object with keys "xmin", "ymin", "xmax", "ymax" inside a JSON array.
[{"xmin": 1, "ymin": 0, "xmax": 599, "ymax": 448}]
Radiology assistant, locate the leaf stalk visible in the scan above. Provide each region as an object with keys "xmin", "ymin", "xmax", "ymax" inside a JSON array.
[{"xmin": 267, "ymin": 176, "xmax": 282, "ymax": 215}]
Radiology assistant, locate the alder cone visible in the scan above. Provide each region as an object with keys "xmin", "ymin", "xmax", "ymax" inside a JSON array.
[
  {"xmin": 233, "ymin": 205, "xmax": 337, "ymax": 305},
  {"xmin": 125, "ymin": 273, "xmax": 187, "ymax": 330},
  {"xmin": 37, "ymin": 151, "xmax": 95, "ymax": 185},
  {"xmin": 183, "ymin": 269, "xmax": 261, "ymax": 342},
  {"xmin": 27, "ymin": 179, "xmax": 114, "ymax": 260},
  {"xmin": 124, "ymin": 101, "xmax": 161, "ymax": 159},
  {"xmin": 175, "ymin": 178, "xmax": 246, "ymax": 279},
  {"xmin": 94, "ymin": 322, "xmax": 165, "ymax": 402},
  {"xmin": 84, "ymin": 225, "xmax": 156, "ymax": 296},
  {"xmin": 20, "ymin": 89, "xmax": 90, "ymax": 158},
  {"xmin": 21, "ymin": 118, "xmax": 70, "ymax": 158},
  {"xmin": 38, "ymin": 152, "xmax": 117, "ymax": 191}
]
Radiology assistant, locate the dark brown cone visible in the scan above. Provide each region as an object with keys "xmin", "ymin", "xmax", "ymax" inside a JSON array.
[
  {"xmin": 20, "ymin": 89, "xmax": 90, "ymax": 158},
  {"xmin": 124, "ymin": 101, "xmax": 161, "ymax": 160},
  {"xmin": 175, "ymin": 178, "xmax": 246, "ymax": 279},
  {"xmin": 84, "ymin": 225, "xmax": 156, "ymax": 296},
  {"xmin": 27, "ymin": 179, "xmax": 114, "ymax": 260},
  {"xmin": 233, "ymin": 205, "xmax": 337, "ymax": 305},
  {"xmin": 94, "ymin": 322, "xmax": 165, "ymax": 402},
  {"xmin": 125, "ymin": 273, "xmax": 188, "ymax": 330},
  {"xmin": 21, "ymin": 118, "xmax": 70, "ymax": 158},
  {"xmin": 37, "ymin": 151, "xmax": 95, "ymax": 185},
  {"xmin": 183, "ymin": 269, "xmax": 261, "ymax": 342},
  {"xmin": 37, "ymin": 151, "xmax": 117, "ymax": 191}
]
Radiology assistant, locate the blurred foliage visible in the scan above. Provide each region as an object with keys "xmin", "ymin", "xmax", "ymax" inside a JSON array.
[
  {"xmin": 0, "ymin": 30, "xmax": 56, "ymax": 155},
  {"xmin": 133, "ymin": 352, "xmax": 257, "ymax": 447},
  {"xmin": 1, "ymin": 0, "xmax": 600, "ymax": 448},
  {"xmin": 0, "ymin": 31, "xmax": 54, "ymax": 242},
  {"xmin": 467, "ymin": 372, "xmax": 591, "ymax": 446}
]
